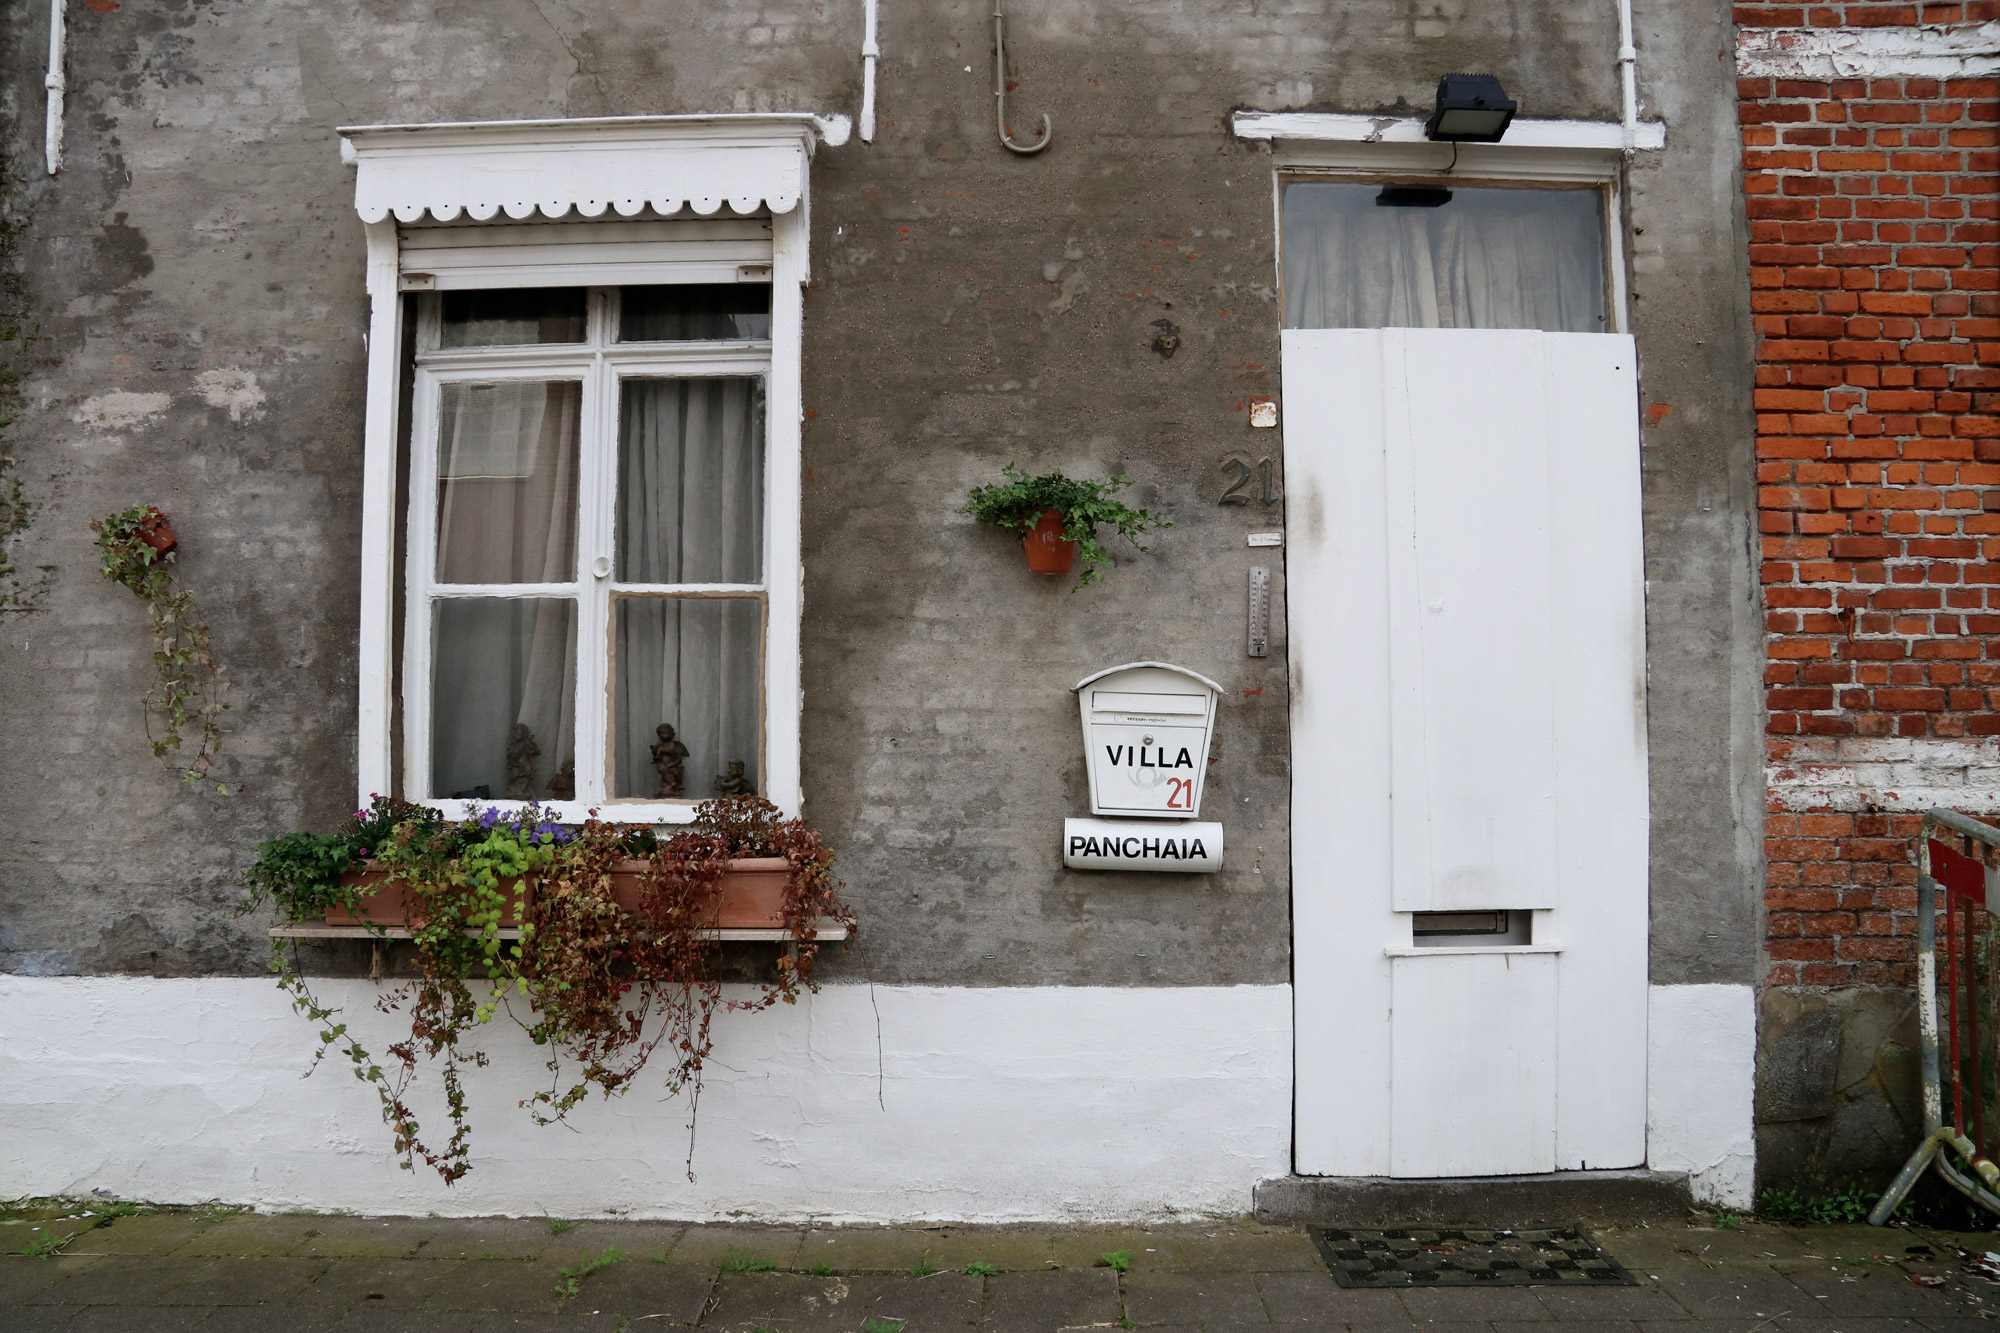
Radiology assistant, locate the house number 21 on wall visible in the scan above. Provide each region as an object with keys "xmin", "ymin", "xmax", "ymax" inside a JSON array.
[{"xmin": 1219, "ymin": 456, "xmax": 1279, "ymax": 506}]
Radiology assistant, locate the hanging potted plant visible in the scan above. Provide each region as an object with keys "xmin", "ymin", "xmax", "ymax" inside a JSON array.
[
  {"xmin": 960, "ymin": 464, "xmax": 1170, "ymax": 590},
  {"xmin": 90, "ymin": 504, "xmax": 227, "ymax": 788}
]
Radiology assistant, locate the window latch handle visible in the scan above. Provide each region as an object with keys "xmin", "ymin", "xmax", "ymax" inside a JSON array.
[{"xmin": 591, "ymin": 556, "xmax": 612, "ymax": 579}]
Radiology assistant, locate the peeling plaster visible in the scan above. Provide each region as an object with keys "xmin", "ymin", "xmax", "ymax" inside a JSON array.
[
  {"xmin": 1766, "ymin": 738, "xmax": 2000, "ymax": 813},
  {"xmin": 193, "ymin": 369, "xmax": 267, "ymax": 423},
  {"xmin": 1737, "ymin": 22, "xmax": 2000, "ymax": 79},
  {"xmin": 72, "ymin": 391, "xmax": 173, "ymax": 430}
]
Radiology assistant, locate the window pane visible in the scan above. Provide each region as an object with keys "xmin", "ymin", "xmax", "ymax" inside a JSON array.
[
  {"xmin": 1282, "ymin": 182, "xmax": 1607, "ymax": 333},
  {"xmin": 619, "ymin": 284, "xmax": 771, "ymax": 341},
  {"xmin": 617, "ymin": 378, "xmax": 764, "ymax": 584},
  {"xmin": 439, "ymin": 288, "xmax": 586, "ymax": 346},
  {"xmin": 436, "ymin": 381, "xmax": 581, "ymax": 584},
  {"xmin": 431, "ymin": 598, "xmax": 577, "ymax": 802},
  {"xmin": 613, "ymin": 597, "xmax": 761, "ymax": 800}
]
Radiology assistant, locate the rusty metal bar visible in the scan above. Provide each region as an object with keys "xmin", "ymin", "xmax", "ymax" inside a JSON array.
[
  {"xmin": 1950, "ymin": 882, "xmax": 1965, "ymax": 1131},
  {"xmin": 1972, "ymin": 882, "xmax": 1985, "ymax": 1157}
]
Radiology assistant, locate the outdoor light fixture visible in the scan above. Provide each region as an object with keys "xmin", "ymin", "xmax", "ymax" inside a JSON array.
[
  {"xmin": 1376, "ymin": 185, "xmax": 1453, "ymax": 207},
  {"xmin": 1424, "ymin": 74, "xmax": 1517, "ymax": 143}
]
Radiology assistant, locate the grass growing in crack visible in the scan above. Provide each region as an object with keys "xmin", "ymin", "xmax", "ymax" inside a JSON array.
[
  {"xmin": 960, "ymin": 1261, "xmax": 998, "ymax": 1277},
  {"xmin": 88, "ymin": 1202, "xmax": 142, "ymax": 1221},
  {"xmin": 719, "ymin": 1246, "xmax": 778, "ymax": 1273},
  {"xmin": 863, "ymin": 1320, "xmax": 907, "ymax": 1333},
  {"xmin": 1098, "ymin": 1250, "xmax": 1132, "ymax": 1272},
  {"xmin": 198, "ymin": 1205, "xmax": 244, "ymax": 1224},
  {"xmin": 807, "ymin": 1261, "xmax": 836, "ymax": 1276},
  {"xmin": 1714, "ymin": 1209, "xmax": 1743, "ymax": 1230},
  {"xmin": 909, "ymin": 1258, "xmax": 937, "ymax": 1277},
  {"xmin": 547, "ymin": 1218, "xmax": 576, "ymax": 1236},
  {"xmin": 555, "ymin": 1246, "xmax": 626, "ymax": 1302},
  {"xmin": 17, "ymin": 1231, "xmax": 73, "ymax": 1259}
]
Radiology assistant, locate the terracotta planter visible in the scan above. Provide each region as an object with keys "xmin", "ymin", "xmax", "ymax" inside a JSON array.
[
  {"xmin": 324, "ymin": 865, "xmax": 529, "ymax": 928},
  {"xmin": 326, "ymin": 858, "xmax": 790, "ymax": 930},
  {"xmin": 1022, "ymin": 508, "xmax": 1077, "ymax": 575},
  {"xmin": 136, "ymin": 507, "xmax": 177, "ymax": 556},
  {"xmin": 607, "ymin": 857, "xmax": 792, "ymax": 929}
]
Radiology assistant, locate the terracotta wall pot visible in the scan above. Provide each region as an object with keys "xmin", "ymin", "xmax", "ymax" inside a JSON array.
[
  {"xmin": 1022, "ymin": 508, "xmax": 1077, "ymax": 575},
  {"xmin": 324, "ymin": 865, "xmax": 529, "ymax": 928},
  {"xmin": 607, "ymin": 856, "xmax": 791, "ymax": 928},
  {"xmin": 136, "ymin": 507, "xmax": 177, "ymax": 555}
]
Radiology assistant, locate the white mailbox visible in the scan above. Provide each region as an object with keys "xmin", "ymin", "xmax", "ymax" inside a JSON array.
[{"xmin": 1073, "ymin": 662, "xmax": 1222, "ymax": 819}]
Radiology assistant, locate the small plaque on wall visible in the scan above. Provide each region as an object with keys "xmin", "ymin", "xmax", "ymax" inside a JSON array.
[{"xmin": 1062, "ymin": 817, "xmax": 1224, "ymax": 873}]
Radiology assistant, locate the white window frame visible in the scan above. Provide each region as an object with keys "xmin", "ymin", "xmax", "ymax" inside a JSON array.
[
  {"xmin": 1235, "ymin": 111, "xmax": 1668, "ymax": 336},
  {"xmin": 346, "ymin": 115, "xmax": 840, "ymax": 822}
]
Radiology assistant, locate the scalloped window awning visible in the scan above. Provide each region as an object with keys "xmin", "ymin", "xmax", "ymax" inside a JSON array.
[{"xmin": 338, "ymin": 113, "xmax": 849, "ymax": 224}]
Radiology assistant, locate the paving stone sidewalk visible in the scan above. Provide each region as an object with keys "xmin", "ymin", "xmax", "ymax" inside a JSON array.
[{"xmin": 6, "ymin": 1206, "xmax": 2000, "ymax": 1333}]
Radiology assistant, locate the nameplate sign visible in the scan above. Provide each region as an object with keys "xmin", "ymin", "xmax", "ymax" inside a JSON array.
[{"xmin": 1062, "ymin": 817, "xmax": 1224, "ymax": 873}]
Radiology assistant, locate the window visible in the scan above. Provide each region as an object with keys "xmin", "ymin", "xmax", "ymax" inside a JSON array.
[
  {"xmin": 1282, "ymin": 181, "xmax": 1608, "ymax": 333},
  {"xmin": 408, "ymin": 284, "xmax": 773, "ymax": 810},
  {"xmin": 343, "ymin": 115, "xmax": 830, "ymax": 821}
]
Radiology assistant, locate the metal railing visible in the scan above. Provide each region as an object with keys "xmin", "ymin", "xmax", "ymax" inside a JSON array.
[{"xmin": 1869, "ymin": 808, "xmax": 2000, "ymax": 1224}]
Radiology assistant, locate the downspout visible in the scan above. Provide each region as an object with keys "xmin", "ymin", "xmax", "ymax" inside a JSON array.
[
  {"xmin": 860, "ymin": 0, "xmax": 879, "ymax": 142},
  {"xmin": 1616, "ymin": 0, "xmax": 1639, "ymax": 155},
  {"xmin": 44, "ymin": 0, "xmax": 66, "ymax": 174}
]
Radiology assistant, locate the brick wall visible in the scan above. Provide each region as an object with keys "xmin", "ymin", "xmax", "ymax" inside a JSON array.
[{"xmin": 1738, "ymin": 6, "xmax": 1998, "ymax": 991}]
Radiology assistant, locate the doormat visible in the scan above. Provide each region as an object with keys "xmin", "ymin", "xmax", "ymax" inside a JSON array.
[{"xmin": 1308, "ymin": 1226, "xmax": 1636, "ymax": 1287}]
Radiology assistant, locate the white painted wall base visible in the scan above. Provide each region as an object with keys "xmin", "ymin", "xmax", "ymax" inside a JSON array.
[
  {"xmin": 1647, "ymin": 983, "xmax": 1755, "ymax": 1209},
  {"xmin": 0, "ymin": 979, "xmax": 1291, "ymax": 1222}
]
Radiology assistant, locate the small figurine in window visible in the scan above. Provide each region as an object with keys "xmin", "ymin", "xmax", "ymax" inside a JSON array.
[
  {"xmin": 505, "ymin": 723, "xmax": 541, "ymax": 800},
  {"xmin": 650, "ymin": 722, "xmax": 689, "ymax": 799},
  {"xmin": 547, "ymin": 758, "xmax": 576, "ymax": 802},
  {"xmin": 713, "ymin": 761, "xmax": 753, "ymax": 796}
]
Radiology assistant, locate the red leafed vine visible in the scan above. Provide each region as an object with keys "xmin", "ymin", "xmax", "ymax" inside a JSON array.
[{"xmin": 251, "ymin": 796, "xmax": 856, "ymax": 1184}]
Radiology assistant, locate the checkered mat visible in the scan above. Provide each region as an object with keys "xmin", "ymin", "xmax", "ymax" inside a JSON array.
[{"xmin": 1309, "ymin": 1225, "xmax": 1636, "ymax": 1287}]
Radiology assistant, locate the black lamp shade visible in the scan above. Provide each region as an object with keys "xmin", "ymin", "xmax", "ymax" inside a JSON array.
[{"xmin": 1425, "ymin": 74, "xmax": 1517, "ymax": 143}]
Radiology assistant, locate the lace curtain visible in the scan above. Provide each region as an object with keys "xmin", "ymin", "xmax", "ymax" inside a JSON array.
[{"xmin": 613, "ymin": 377, "xmax": 765, "ymax": 799}]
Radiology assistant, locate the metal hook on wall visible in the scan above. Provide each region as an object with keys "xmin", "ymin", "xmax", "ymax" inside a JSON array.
[{"xmin": 992, "ymin": 7, "xmax": 1051, "ymax": 155}]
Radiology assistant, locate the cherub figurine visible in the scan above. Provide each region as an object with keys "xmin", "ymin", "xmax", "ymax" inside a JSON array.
[
  {"xmin": 505, "ymin": 723, "xmax": 540, "ymax": 799},
  {"xmin": 713, "ymin": 761, "xmax": 753, "ymax": 796},
  {"xmin": 650, "ymin": 722, "xmax": 689, "ymax": 798}
]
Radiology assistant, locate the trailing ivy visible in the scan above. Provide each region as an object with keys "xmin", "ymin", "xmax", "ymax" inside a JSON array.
[
  {"xmin": 960, "ymin": 463, "xmax": 1171, "ymax": 590},
  {"xmin": 90, "ymin": 505, "xmax": 229, "ymax": 788}
]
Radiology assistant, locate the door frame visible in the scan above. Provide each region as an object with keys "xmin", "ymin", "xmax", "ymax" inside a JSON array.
[{"xmin": 1262, "ymin": 132, "xmax": 1648, "ymax": 1177}]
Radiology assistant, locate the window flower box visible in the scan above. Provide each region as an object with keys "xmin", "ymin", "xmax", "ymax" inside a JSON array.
[{"xmin": 324, "ymin": 858, "xmax": 793, "ymax": 930}]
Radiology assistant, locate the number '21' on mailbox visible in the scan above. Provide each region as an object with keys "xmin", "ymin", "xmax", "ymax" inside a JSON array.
[{"xmin": 1073, "ymin": 662, "xmax": 1222, "ymax": 818}]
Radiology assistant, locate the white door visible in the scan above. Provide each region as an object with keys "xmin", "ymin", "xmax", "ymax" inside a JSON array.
[{"xmin": 1287, "ymin": 327, "xmax": 1649, "ymax": 1178}]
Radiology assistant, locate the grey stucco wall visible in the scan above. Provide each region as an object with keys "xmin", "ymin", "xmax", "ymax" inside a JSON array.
[{"xmin": 0, "ymin": 0, "xmax": 1757, "ymax": 989}]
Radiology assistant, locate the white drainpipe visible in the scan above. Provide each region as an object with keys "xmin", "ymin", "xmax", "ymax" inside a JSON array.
[
  {"xmin": 1617, "ymin": 0, "xmax": 1639, "ymax": 154},
  {"xmin": 860, "ymin": 0, "xmax": 879, "ymax": 142},
  {"xmin": 44, "ymin": 0, "xmax": 67, "ymax": 174}
]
